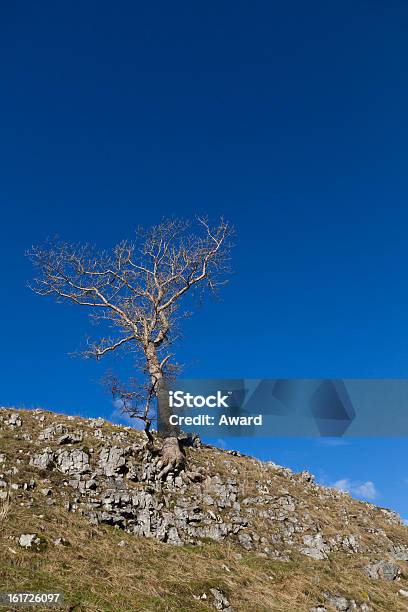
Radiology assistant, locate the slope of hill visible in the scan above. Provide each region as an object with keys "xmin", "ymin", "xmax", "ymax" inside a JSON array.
[{"xmin": 0, "ymin": 407, "xmax": 407, "ymax": 612}]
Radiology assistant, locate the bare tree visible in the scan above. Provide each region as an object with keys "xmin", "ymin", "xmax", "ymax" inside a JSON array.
[{"xmin": 27, "ymin": 217, "xmax": 233, "ymax": 474}]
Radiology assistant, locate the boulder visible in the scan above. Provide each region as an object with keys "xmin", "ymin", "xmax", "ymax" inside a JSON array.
[
  {"xmin": 18, "ymin": 533, "xmax": 40, "ymax": 549},
  {"xmin": 300, "ymin": 534, "xmax": 331, "ymax": 560},
  {"xmin": 324, "ymin": 593, "xmax": 353, "ymax": 610},
  {"xmin": 6, "ymin": 413, "xmax": 22, "ymax": 427},
  {"xmin": 210, "ymin": 588, "xmax": 233, "ymax": 611},
  {"xmin": 99, "ymin": 446, "xmax": 127, "ymax": 477},
  {"xmin": 363, "ymin": 560, "xmax": 400, "ymax": 581},
  {"xmin": 30, "ymin": 448, "xmax": 55, "ymax": 470},
  {"xmin": 38, "ymin": 424, "xmax": 67, "ymax": 441},
  {"xmin": 57, "ymin": 449, "xmax": 90, "ymax": 475}
]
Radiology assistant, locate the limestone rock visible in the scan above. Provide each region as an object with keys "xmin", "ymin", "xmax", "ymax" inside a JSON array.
[
  {"xmin": 30, "ymin": 448, "xmax": 55, "ymax": 470},
  {"xmin": 363, "ymin": 560, "xmax": 400, "ymax": 581},
  {"xmin": 57, "ymin": 449, "xmax": 90, "ymax": 475},
  {"xmin": 38, "ymin": 424, "xmax": 67, "ymax": 441},
  {"xmin": 6, "ymin": 413, "xmax": 22, "ymax": 427},
  {"xmin": 99, "ymin": 446, "xmax": 127, "ymax": 477},
  {"xmin": 210, "ymin": 588, "xmax": 233, "ymax": 611},
  {"xmin": 300, "ymin": 534, "xmax": 331, "ymax": 560},
  {"xmin": 18, "ymin": 533, "xmax": 40, "ymax": 548}
]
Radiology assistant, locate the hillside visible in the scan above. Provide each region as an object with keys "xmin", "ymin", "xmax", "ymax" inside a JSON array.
[{"xmin": 0, "ymin": 408, "xmax": 408, "ymax": 612}]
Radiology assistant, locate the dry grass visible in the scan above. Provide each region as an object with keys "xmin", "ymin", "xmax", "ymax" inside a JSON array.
[
  {"xmin": 0, "ymin": 492, "xmax": 11, "ymax": 523},
  {"xmin": 0, "ymin": 408, "xmax": 408, "ymax": 611}
]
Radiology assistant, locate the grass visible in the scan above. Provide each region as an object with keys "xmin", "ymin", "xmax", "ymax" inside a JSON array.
[{"xmin": 0, "ymin": 408, "xmax": 408, "ymax": 611}]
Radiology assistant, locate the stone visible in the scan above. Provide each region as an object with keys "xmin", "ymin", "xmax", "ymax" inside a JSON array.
[
  {"xmin": 57, "ymin": 432, "xmax": 83, "ymax": 445},
  {"xmin": 30, "ymin": 448, "xmax": 55, "ymax": 470},
  {"xmin": 57, "ymin": 450, "xmax": 90, "ymax": 475},
  {"xmin": 363, "ymin": 560, "xmax": 400, "ymax": 581},
  {"xmin": 390, "ymin": 545, "xmax": 408, "ymax": 561},
  {"xmin": 89, "ymin": 418, "xmax": 105, "ymax": 427},
  {"xmin": 18, "ymin": 533, "xmax": 40, "ymax": 548},
  {"xmin": 399, "ymin": 589, "xmax": 408, "ymax": 598},
  {"xmin": 53, "ymin": 537, "xmax": 69, "ymax": 546},
  {"xmin": 7, "ymin": 413, "xmax": 22, "ymax": 427},
  {"xmin": 167, "ymin": 527, "xmax": 183, "ymax": 546},
  {"xmin": 209, "ymin": 588, "xmax": 233, "ymax": 611},
  {"xmin": 23, "ymin": 480, "xmax": 36, "ymax": 491},
  {"xmin": 340, "ymin": 534, "xmax": 361, "ymax": 553},
  {"xmin": 298, "ymin": 470, "xmax": 315, "ymax": 483},
  {"xmin": 324, "ymin": 593, "xmax": 352, "ymax": 611},
  {"xmin": 238, "ymin": 532, "xmax": 253, "ymax": 550},
  {"xmin": 300, "ymin": 534, "xmax": 331, "ymax": 560},
  {"xmin": 39, "ymin": 424, "xmax": 67, "ymax": 440},
  {"xmin": 99, "ymin": 446, "xmax": 127, "ymax": 477}
]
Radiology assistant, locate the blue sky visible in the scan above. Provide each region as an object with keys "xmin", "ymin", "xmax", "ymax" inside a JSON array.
[{"xmin": 1, "ymin": 2, "xmax": 408, "ymax": 518}]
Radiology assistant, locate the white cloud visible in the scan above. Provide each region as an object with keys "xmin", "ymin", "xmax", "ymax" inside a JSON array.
[{"xmin": 332, "ymin": 478, "xmax": 378, "ymax": 501}]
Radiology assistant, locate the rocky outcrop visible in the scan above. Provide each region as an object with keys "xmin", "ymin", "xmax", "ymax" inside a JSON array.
[
  {"xmin": 363, "ymin": 560, "xmax": 401, "ymax": 581},
  {"xmin": 1, "ymin": 407, "xmax": 408, "ymax": 612}
]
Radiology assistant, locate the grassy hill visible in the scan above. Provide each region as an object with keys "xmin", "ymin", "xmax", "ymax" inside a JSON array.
[{"xmin": 0, "ymin": 408, "xmax": 407, "ymax": 611}]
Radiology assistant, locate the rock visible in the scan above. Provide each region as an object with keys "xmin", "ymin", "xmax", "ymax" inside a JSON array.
[
  {"xmin": 298, "ymin": 470, "xmax": 315, "ymax": 483},
  {"xmin": 89, "ymin": 418, "xmax": 105, "ymax": 427},
  {"xmin": 379, "ymin": 508, "xmax": 403, "ymax": 525},
  {"xmin": 210, "ymin": 588, "xmax": 233, "ymax": 611},
  {"xmin": 390, "ymin": 545, "xmax": 408, "ymax": 561},
  {"xmin": 204, "ymin": 475, "xmax": 238, "ymax": 508},
  {"xmin": 6, "ymin": 413, "xmax": 22, "ymax": 427},
  {"xmin": 57, "ymin": 432, "xmax": 83, "ymax": 445},
  {"xmin": 85, "ymin": 479, "xmax": 97, "ymax": 490},
  {"xmin": 363, "ymin": 560, "xmax": 400, "ymax": 581},
  {"xmin": 300, "ymin": 534, "xmax": 331, "ymax": 560},
  {"xmin": 399, "ymin": 589, "xmax": 408, "ymax": 598},
  {"xmin": 238, "ymin": 532, "xmax": 253, "ymax": 550},
  {"xmin": 18, "ymin": 533, "xmax": 40, "ymax": 549},
  {"xmin": 30, "ymin": 448, "xmax": 55, "ymax": 470},
  {"xmin": 99, "ymin": 446, "xmax": 127, "ymax": 476},
  {"xmin": 53, "ymin": 537, "xmax": 69, "ymax": 546},
  {"xmin": 166, "ymin": 527, "xmax": 183, "ymax": 546},
  {"xmin": 57, "ymin": 450, "xmax": 90, "ymax": 475},
  {"xmin": 193, "ymin": 593, "xmax": 208, "ymax": 601},
  {"xmin": 23, "ymin": 480, "xmax": 36, "ymax": 491},
  {"xmin": 340, "ymin": 534, "xmax": 361, "ymax": 553},
  {"xmin": 324, "ymin": 593, "xmax": 353, "ymax": 610},
  {"xmin": 38, "ymin": 424, "xmax": 67, "ymax": 441},
  {"xmin": 40, "ymin": 488, "xmax": 52, "ymax": 496},
  {"xmin": 310, "ymin": 608, "xmax": 327, "ymax": 612}
]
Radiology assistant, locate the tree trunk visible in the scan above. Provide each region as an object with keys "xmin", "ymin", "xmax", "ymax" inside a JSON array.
[{"xmin": 145, "ymin": 342, "xmax": 185, "ymax": 478}]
